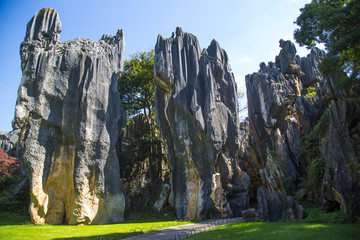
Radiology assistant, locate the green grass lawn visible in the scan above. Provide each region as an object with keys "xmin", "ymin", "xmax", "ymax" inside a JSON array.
[
  {"xmin": 186, "ymin": 222, "xmax": 360, "ymax": 240},
  {"xmin": 0, "ymin": 212, "xmax": 191, "ymax": 240},
  {"xmin": 1, "ymin": 207, "xmax": 360, "ymax": 240}
]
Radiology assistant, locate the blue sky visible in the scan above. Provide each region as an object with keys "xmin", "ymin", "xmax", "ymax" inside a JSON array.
[{"xmin": 0, "ymin": 0, "xmax": 311, "ymax": 131}]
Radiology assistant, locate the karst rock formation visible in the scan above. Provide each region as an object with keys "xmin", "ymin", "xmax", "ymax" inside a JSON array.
[
  {"xmin": 243, "ymin": 39, "xmax": 360, "ymax": 220},
  {"xmin": 13, "ymin": 8, "xmax": 126, "ymax": 224},
  {"xmin": 154, "ymin": 27, "xmax": 249, "ymax": 219}
]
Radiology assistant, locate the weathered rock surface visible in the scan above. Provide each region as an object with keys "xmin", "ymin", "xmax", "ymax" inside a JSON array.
[
  {"xmin": 244, "ymin": 38, "xmax": 360, "ymax": 219},
  {"xmin": 245, "ymin": 40, "xmax": 326, "ymax": 188},
  {"xmin": 241, "ymin": 208, "xmax": 259, "ymax": 221},
  {"xmin": 13, "ymin": 8, "xmax": 126, "ymax": 224},
  {"xmin": 154, "ymin": 27, "xmax": 249, "ymax": 219},
  {"xmin": 242, "ymin": 39, "xmax": 327, "ymax": 220},
  {"xmin": 276, "ymin": 39, "xmax": 302, "ymax": 76},
  {"xmin": 297, "ymin": 47, "xmax": 325, "ymax": 87},
  {"xmin": 0, "ymin": 130, "xmax": 20, "ymax": 156},
  {"xmin": 153, "ymin": 183, "xmax": 171, "ymax": 212},
  {"xmin": 319, "ymin": 77, "xmax": 360, "ymax": 215},
  {"xmin": 257, "ymin": 186, "xmax": 307, "ymax": 221}
]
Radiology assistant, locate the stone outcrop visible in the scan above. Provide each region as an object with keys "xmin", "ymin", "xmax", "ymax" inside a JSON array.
[
  {"xmin": 245, "ymin": 39, "xmax": 325, "ymax": 187},
  {"xmin": 153, "ymin": 183, "xmax": 171, "ymax": 212},
  {"xmin": 319, "ymin": 77, "xmax": 360, "ymax": 215},
  {"xmin": 244, "ymin": 38, "xmax": 360, "ymax": 220},
  {"xmin": 0, "ymin": 130, "xmax": 20, "ymax": 156},
  {"xmin": 243, "ymin": 39, "xmax": 327, "ymax": 220},
  {"xmin": 13, "ymin": 8, "xmax": 126, "ymax": 224},
  {"xmin": 257, "ymin": 186, "xmax": 307, "ymax": 221},
  {"xmin": 154, "ymin": 27, "xmax": 249, "ymax": 219}
]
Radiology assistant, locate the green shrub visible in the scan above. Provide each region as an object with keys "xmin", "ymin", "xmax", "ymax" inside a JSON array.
[
  {"xmin": 0, "ymin": 149, "xmax": 20, "ymax": 175},
  {"xmin": 304, "ymin": 87, "xmax": 317, "ymax": 99},
  {"xmin": 0, "ymin": 175, "xmax": 29, "ymax": 215},
  {"xmin": 301, "ymin": 206, "xmax": 346, "ymax": 224}
]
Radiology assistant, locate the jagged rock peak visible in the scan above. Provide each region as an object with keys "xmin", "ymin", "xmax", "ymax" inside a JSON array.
[
  {"xmin": 154, "ymin": 28, "xmax": 249, "ymax": 219},
  {"xmin": 24, "ymin": 8, "xmax": 61, "ymax": 46},
  {"xmin": 243, "ymin": 39, "xmax": 327, "ymax": 221},
  {"xmin": 14, "ymin": 8, "xmax": 126, "ymax": 225},
  {"xmin": 176, "ymin": 26, "xmax": 183, "ymax": 37}
]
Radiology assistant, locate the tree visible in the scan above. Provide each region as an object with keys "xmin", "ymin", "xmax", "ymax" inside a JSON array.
[
  {"xmin": 294, "ymin": 0, "xmax": 360, "ymax": 90},
  {"xmin": 237, "ymin": 90, "xmax": 247, "ymax": 113},
  {"xmin": 118, "ymin": 51, "xmax": 167, "ymax": 202},
  {"xmin": 0, "ymin": 149, "xmax": 19, "ymax": 175},
  {"xmin": 119, "ymin": 51, "xmax": 155, "ymax": 118}
]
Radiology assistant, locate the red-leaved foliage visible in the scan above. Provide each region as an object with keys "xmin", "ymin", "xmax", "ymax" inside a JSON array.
[{"xmin": 0, "ymin": 149, "xmax": 20, "ymax": 175}]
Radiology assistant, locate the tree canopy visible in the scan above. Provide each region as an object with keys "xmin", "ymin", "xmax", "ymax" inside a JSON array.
[
  {"xmin": 294, "ymin": 0, "xmax": 360, "ymax": 87},
  {"xmin": 119, "ymin": 51, "xmax": 155, "ymax": 117}
]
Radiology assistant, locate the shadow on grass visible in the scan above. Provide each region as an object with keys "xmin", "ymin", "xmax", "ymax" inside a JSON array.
[
  {"xmin": 0, "ymin": 211, "xmax": 178, "ymax": 226},
  {"xmin": 0, "ymin": 212, "xmax": 31, "ymax": 226},
  {"xmin": 187, "ymin": 222, "xmax": 360, "ymax": 240},
  {"xmin": 53, "ymin": 231, "xmax": 139, "ymax": 240}
]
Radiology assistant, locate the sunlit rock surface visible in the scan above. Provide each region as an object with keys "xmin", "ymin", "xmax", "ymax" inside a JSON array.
[
  {"xmin": 243, "ymin": 40, "xmax": 327, "ymax": 220},
  {"xmin": 244, "ymin": 36, "xmax": 360, "ymax": 220},
  {"xmin": 154, "ymin": 27, "xmax": 249, "ymax": 219},
  {"xmin": 13, "ymin": 8, "xmax": 126, "ymax": 224}
]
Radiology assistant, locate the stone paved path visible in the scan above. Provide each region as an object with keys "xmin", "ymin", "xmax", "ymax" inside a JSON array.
[{"xmin": 124, "ymin": 217, "xmax": 244, "ymax": 240}]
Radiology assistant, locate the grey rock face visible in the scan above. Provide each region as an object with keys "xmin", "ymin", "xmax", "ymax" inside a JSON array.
[
  {"xmin": 0, "ymin": 130, "xmax": 20, "ymax": 156},
  {"xmin": 298, "ymin": 48, "xmax": 325, "ymax": 87},
  {"xmin": 319, "ymin": 78, "xmax": 360, "ymax": 214},
  {"xmin": 245, "ymin": 43, "xmax": 326, "ymax": 188},
  {"xmin": 153, "ymin": 183, "xmax": 171, "ymax": 212},
  {"xmin": 154, "ymin": 27, "xmax": 249, "ymax": 219},
  {"xmin": 14, "ymin": 8, "xmax": 126, "ymax": 224},
  {"xmin": 275, "ymin": 39, "xmax": 302, "ymax": 76},
  {"xmin": 245, "ymin": 38, "xmax": 360, "ymax": 219},
  {"xmin": 245, "ymin": 64, "xmax": 303, "ymax": 184},
  {"xmin": 241, "ymin": 208, "xmax": 259, "ymax": 221},
  {"xmin": 257, "ymin": 186, "xmax": 307, "ymax": 221},
  {"xmin": 243, "ymin": 41, "xmax": 327, "ymax": 221}
]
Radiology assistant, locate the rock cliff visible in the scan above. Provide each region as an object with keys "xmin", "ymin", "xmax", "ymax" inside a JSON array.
[
  {"xmin": 154, "ymin": 28, "xmax": 249, "ymax": 219},
  {"xmin": 244, "ymin": 38, "xmax": 360, "ymax": 220},
  {"xmin": 13, "ymin": 8, "xmax": 126, "ymax": 224},
  {"xmin": 320, "ymin": 77, "xmax": 360, "ymax": 216},
  {"xmin": 244, "ymin": 39, "xmax": 325, "ymax": 220}
]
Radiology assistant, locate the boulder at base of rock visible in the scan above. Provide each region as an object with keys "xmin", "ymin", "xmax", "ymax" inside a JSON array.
[
  {"xmin": 153, "ymin": 183, "xmax": 171, "ymax": 212},
  {"xmin": 13, "ymin": 8, "xmax": 126, "ymax": 225},
  {"xmin": 257, "ymin": 186, "xmax": 307, "ymax": 221},
  {"xmin": 241, "ymin": 208, "xmax": 259, "ymax": 221}
]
